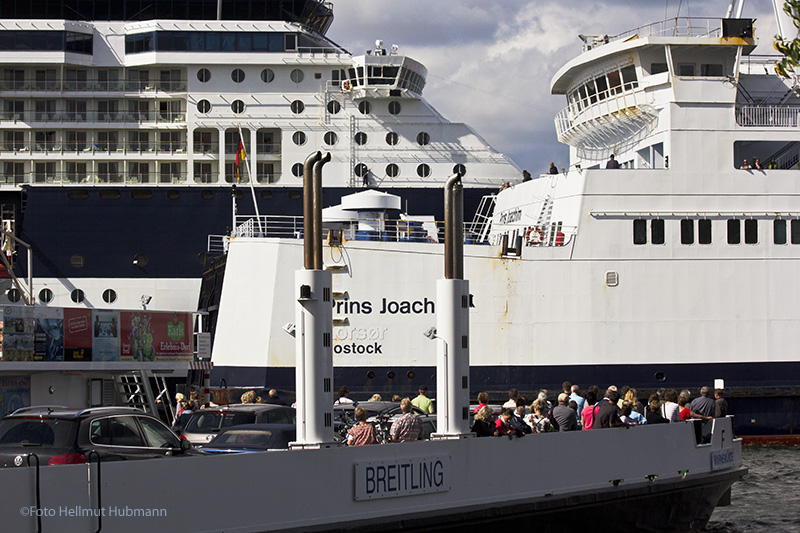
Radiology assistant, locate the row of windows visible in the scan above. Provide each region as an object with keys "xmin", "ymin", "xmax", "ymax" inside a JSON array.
[
  {"xmin": 633, "ymin": 218, "xmax": 800, "ymax": 245},
  {"xmin": 125, "ymin": 31, "xmax": 338, "ymax": 55},
  {"xmin": 1, "ymin": 67, "xmax": 184, "ymax": 92},
  {"xmin": 0, "ymin": 31, "xmax": 92, "ymax": 54},
  {"xmin": 7, "ymin": 287, "xmax": 114, "ymax": 304},
  {"xmin": 568, "ymin": 65, "xmax": 637, "ymax": 113}
]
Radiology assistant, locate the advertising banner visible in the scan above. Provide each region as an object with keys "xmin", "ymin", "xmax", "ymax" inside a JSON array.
[
  {"xmin": 3, "ymin": 306, "xmax": 34, "ymax": 361},
  {"xmin": 91, "ymin": 310, "xmax": 120, "ymax": 362},
  {"xmin": 64, "ymin": 308, "xmax": 92, "ymax": 361},
  {"xmin": 0, "ymin": 375, "xmax": 30, "ymax": 416},
  {"xmin": 33, "ymin": 307, "xmax": 64, "ymax": 361},
  {"xmin": 121, "ymin": 312, "xmax": 193, "ymax": 361}
]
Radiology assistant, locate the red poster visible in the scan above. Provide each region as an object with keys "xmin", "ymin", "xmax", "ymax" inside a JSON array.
[
  {"xmin": 64, "ymin": 308, "xmax": 92, "ymax": 361},
  {"xmin": 121, "ymin": 312, "xmax": 193, "ymax": 361}
]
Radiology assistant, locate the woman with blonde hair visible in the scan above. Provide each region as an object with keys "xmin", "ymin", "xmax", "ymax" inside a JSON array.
[
  {"xmin": 471, "ymin": 405, "xmax": 495, "ymax": 437},
  {"xmin": 624, "ymin": 388, "xmax": 644, "ymax": 415},
  {"xmin": 369, "ymin": 394, "xmax": 382, "ymax": 401}
]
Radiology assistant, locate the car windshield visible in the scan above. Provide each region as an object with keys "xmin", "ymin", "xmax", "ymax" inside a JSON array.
[
  {"xmin": 184, "ymin": 412, "xmax": 256, "ymax": 433},
  {"xmin": 0, "ymin": 418, "xmax": 78, "ymax": 448}
]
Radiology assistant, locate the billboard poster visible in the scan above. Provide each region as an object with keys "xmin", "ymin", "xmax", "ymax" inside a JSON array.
[
  {"xmin": 64, "ymin": 308, "xmax": 92, "ymax": 361},
  {"xmin": 2, "ymin": 306, "xmax": 34, "ymax": 361},
  {"xmin": 0, "ymin": 376, "xmax": 30, "ymax": 416},
  {"xmin": 121, "ymin": 311, "xmax": 193, "ymax": 361},
  {"xmin": 91, "ymin": 309, "xmax": 120, "ymax": 362},
  {"xmin": 33, "ymin": 307, "xmax": 64, "ymax": 361}
]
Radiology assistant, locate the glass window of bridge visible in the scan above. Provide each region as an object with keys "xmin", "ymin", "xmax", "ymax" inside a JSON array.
[
  {"xmin": 650, "ymin": 63, "xmax": 668, "ymax": 75},
  {"xmin": 585, "ymin": 81, "xmax": 597, "ymax": 104},
  {"xmin": 285, "ymin": 34, "xmax": 297, "ymax": 51},
  {"xmin": 651, "ymin": 218, "xmax": 665, "ymax": 245},
  {"xmin": 620, "ymin": 65, "xmax": 638, "ymax": 89},
  {"xmin": 607, "ymin": 70, "xmax": 622, "ymax": 94},
  {"xmin": 595, "ymin": 75, "xmax": 608, "ymax": 101},
  {"xmin": 680, "ymin": 219, "xmax": 694, "ymax": 245},
  {"xmin": 578, "ymin": 86, "xmax": 588, "ymax": 108},
  {"xmin": 791, "ymin": 219, "xmax": 800, "ymax": 244},
  {"xmin": 727, "ymin": 219, "xmax": 741, "ymax": 244},
  {"xmin": 744, "ymin": 219, "xmax": 758, "ymax": 244},
  {"xmin": 678, "ymin": 64, "xmax": 695, "ymax": 76},
  {"xmin": 699, "ymin": 219, "xmax": 712, "ymax": 244},
  {"xmin": 774, "ymin": 219, "xmax": 787, "ymax": 245}
]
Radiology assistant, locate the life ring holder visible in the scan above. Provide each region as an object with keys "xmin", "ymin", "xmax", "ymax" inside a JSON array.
[
  {"xmin": 526, "ymin": 227, "xmax": 543, "ymax": 245},
  {"xmin": 341, "ymin": 80, "xmax": 352, "ymax": 92}
]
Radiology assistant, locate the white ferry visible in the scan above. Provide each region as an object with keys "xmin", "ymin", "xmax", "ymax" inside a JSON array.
[
  {"xmin": 208, "ymin": 7, "xmax": 800, "ymax": 441},
  {"xmin": 0, "ymin": 0, "xmax": 519, "ymax": 314}
]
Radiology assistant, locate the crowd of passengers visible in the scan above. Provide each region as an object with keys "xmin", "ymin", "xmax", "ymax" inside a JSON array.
[{"xmin": 471, "ymin": 382, "xmax": 729, "ymax": 438}]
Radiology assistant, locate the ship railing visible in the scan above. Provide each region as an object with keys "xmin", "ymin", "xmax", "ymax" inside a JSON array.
[
  {"xmin": 602, "ymin": 17, "xmax": 724, "ymax": 49},
  {"xmin": 0, "ymin": 171, "xmax": 191, "ymax": 185},
  {"xmin": 555, "ymin": 83, "xmax": 648, "ymax": 141},
  {"xmin": 3, "ymin": 111, "xmax": 186, "ymax": 124},
  {"xmin": 735, "ymin": 105, "xmax": 800, "ymax": 128},
  {"xmin": 0, "ymin": 79, "xmax": 188, "ymax": 93},
  {"xmin": 739, "ymin": 55, "xmax": 780, "ymax": 75},
  {"xmin": 256, "ymin": 143, "xmax": 282, "ymax": 155}
]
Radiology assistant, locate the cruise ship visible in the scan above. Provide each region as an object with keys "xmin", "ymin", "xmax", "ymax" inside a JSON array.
[
  {"xmin": 209, "ymin": 8, "xmax": 800, "ymax": 440},
  {"xmin": 0, "ymin": 0, "xmax": 519, "ymax": 313}
]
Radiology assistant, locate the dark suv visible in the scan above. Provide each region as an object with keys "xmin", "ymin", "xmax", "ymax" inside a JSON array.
[
  {"xmin": 180, "ymin": 404, "xmax": 296, "ymax": 445},
  {"xmin": 0, "ymin": 406, "xmax": 193, "ymax": 467}
]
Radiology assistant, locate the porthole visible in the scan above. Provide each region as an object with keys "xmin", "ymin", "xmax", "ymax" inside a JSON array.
[
  {"xmin": 366, "ymin": 371, "xmax": 376, "ymax": 379},
  {"xmin": 102, "ymin": 289, "xmax": 117, "ymax": 304},
  {"xmin": 7, "ymin": 288, "xmax": 20, "ymax": 303},
  {"xmin": 417, "ymin": 163, "xmax": 431, "ymax": 178},
  {"xmin": 290, "ymin": 100, "xmax": 305, "ymax": 114},
  {"xmin": 133, "ymin": 253, "xmax": 149, "ymax": 267},
  {"xmin": 388, "ymin": 101, "xmax": 401, "ymax": 115},
  {"xmin": 167, "ymin": 190, "xmax": 180, "ymax": 199},
  {"xmin": 131, "ymin": 190, "xmax": 152, "ymax": 199},
  {"xmin": 654, "ymin": 371, "xmax": 666, "ymax": 382},
  {"xmin": 201, "ymin": 190, "xmax": 214, "ymax": 199},
  {"xmin": 290, "ymin": 69, "xmax": 304, "ymax": 83},
  {"xmin": 70, "ymin": 289, "xmax": 84, "ymax": 303},
  {"xmin": 292, "ymin": 163, "xmax": 304, "ymax": 177},
  {"xmin": 260, "ymin": 68, "xmax": 274, "ymax": 83},
  {"xmin": 197, "ymin": 68, "xmax": 210, "ymax": 83},
  {"xmin": 354, "ymin": 132, "xmax": 367, "ymax": 145},
  {"xmin": 39, "ymin": 288, "xmax": 53, "ymax": 303},
  {"xmin": 197, "ymin": 99, "xmax": 211, "ymax": 113},
  {"xmin": 231, "ymin": 100, "xmax": 245, "ymax": 114},
  {"xmin": 231, "ymin": 68, "xmax": 245, "ymax": 83},
  {"xmin": 99, "ymin": 190, "xmax": 121, "ymax": 200},
  {"xmin": 354, "ymin": 163, "xmax": 369, "ymax": 178},
  {"xmin": 407, "ymin": 371, "xmax": 415, "ymax": 379},
  {"xmin": 324, "ymin": 131, "xmax": 338, "ymax": 146},
  {"xmin": 453, "ymin": 164, "xmax": 467, "ymax": 177},
  {"xmin": 260, "ymin": 190, "xmax": 273, "ymax": 200},
  {"xmin": 292, "ymin": 131, "xmax": 307, "ymax": 146},
  {"xmin": 416, "ymin": 132, "xmax": 430, "ymax": 146},
  {"xmin": 327, "ymin": 100, "xmax": 341, "ymax": 114},
  {"xmin": 386, "ymin": 371, "xmax": 396, "ymax": 379},
  {"xmin": 385, "ymin": 132, "xmax": 399, "ymax": 146},
  {"xmin": 288, "ymin": 191, "xmax": 301, "ymax": 200},
  {"xmin": 67, "ymin": 190, "xmax": 89, "ymax": 199},
  {"xmin": 358, "ymin": 100, "xmax": 371, "ymax": 115},
  {"xmin": 386, "ymin": 163, "xmax": 399, "ymax": 177},
  {"xmin": 70, "ymin": 254, "xmax": 84, "ymax": 269}
]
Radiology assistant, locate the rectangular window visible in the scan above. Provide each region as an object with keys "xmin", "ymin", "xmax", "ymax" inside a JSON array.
[
  {"xmin": 33, "ymin": 162, "xmax": 56, "ymax": 183},
  {"xmin": 65, "ymin": 162, "xmax": 86, "ymax": 182},
  {"xmin": 792, "ymin": 219, "xmax": 800, "ymax": 245},
  {"xmin": 66, "ymin": 131, "xmax": 87, "ymax": 151},
  {"xmin": 607, "ymin": 70, "xmax": 622, "ymax": 93},
  {"xmin": 744, "ymin": 219, "xmax": 758, "ymax": 244},
  {"xmin": 680, "ymin": 219, "xmax": 694, "ymax": 245},
  {"xmin": 727, "ymin": 219, "xmax": 741, "ymax": 244},
  {"xmin": 678, "ymin": 64, "xmax": 695, "ymax": 76},
  {"xmin": 651, "ymin": 218, "xmax": 665, "ymax": 245},
  {"xmin": 98, "ymin": 131, "xmax": 118, "ymax": 151},
  {"xmin": 257, "ymin": 162, "xmax": 276, "ymax": 183},
  {"xmin": 774, "ymin": 219, "xmax": 787, "ymax": 244},
  {"xmin": 97, "ymin": 162, "xmax": 120, "ymax": 183},
  {"xmin": 129, "ymin": 162, "xmax": 150, "ymax": 183},
  {"xmin": 595, "ymin": 75, "xmax": 608, "ymax": 100},
  {"xmin": 194, "ymin": 162, "xmax": 213, "ymax": 183},
  {"xmin": 633, "ymin": 219, "xmax": 647, "ymax": 245},
  {"xmin": 160, "ymin": 162, "xmax": 182, "ymax": 183},
  {"xmin": 701, "ymin": 64, "xmax": 724, "ymax": 76},
  {"xmin": 650, "ymin": 63, "xmax": 668, "ymax": 74},
  {"xmin": 698, "ymin": 219, "xmax": 712, "ymax": 244},
  {"xmin": 620, "ymin": 65, "xmax": 638, "ymax": 89}
]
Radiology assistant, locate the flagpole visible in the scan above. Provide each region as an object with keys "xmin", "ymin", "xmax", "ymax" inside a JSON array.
[{"xmin": 237, "ymin": 125, "xmax": 263, "ymax": 236}]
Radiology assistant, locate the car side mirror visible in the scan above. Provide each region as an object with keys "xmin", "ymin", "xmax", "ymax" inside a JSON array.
[{"xmin": 180, "ymin": 439, "xmax": 192, "ymax": 453}]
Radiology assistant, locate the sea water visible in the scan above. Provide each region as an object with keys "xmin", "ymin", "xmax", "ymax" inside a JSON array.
[{"xmin": 703, "ymin": 446, "xmax": 800, "ymax": 532}]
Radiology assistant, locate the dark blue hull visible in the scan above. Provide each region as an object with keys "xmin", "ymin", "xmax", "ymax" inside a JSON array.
[{"xmin": 210, "ymin": 361, "xmax": 800, "ymax": 438}]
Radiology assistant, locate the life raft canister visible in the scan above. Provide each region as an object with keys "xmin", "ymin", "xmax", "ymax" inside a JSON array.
[
  {"xmin": 341, "ymin": 80, "xmax": 352, "ymax": 92},
  {"xmin": 526, "ymin": 227, "xmax": 543, "ymax": 245}
]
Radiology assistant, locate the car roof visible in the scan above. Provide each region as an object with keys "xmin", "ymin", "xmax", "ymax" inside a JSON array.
[
  {"xmin": 216, "ymin": 423, "xmax": 295, "ymax": 433},
  {"xmin": 197, "ymin": 404, "xmax": 293, "ymax": 413},
  {"xmin": 5, "ymin": 406, "xmax": 148, "ymax": 419}
]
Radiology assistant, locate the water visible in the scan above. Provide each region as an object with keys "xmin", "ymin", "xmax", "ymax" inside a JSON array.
[{"xmin": 703, "ymin": 447, "xmax": 800, "ymax": 532}]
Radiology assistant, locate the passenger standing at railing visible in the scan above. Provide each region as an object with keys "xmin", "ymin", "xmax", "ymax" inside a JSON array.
[
  {"xmin": 548, "ymin": 162, "xmax": 559, "ymax": 175},
  {"xmin": 605, "ymin": 154, "xmax": 620, "ymax": 169},
  {"xmin": 767, "ymin": 157, "xmax": 778, "ymax": 169}
]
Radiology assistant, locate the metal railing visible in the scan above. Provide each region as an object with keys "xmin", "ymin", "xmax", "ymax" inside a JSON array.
[
  {"xmin": 0, "ymin": 142, "xmax": 188, "ymax": 154},
  {"xmin": 608, "ymin": 17, "xmax": 724, "ymax": 46},
  {"xmin": 0, "ymin": 111, "xmax": 186, "ymax": 124},
  {"xmin": 736, "ymin": 105, "xmax": 800, "ymax": 127},
  {"xmin": 0, "ymin": 80, "xmax": 187, "ymax": 93},
  {"xmin": 555, "ymin": 83, "xmax": 647, "ymax": 141}
]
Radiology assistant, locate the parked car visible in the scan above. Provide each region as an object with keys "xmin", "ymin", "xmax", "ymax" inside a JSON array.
[
  {"xmin": 198, "ymin": 424, "xmax": 296, "ymax": 454},
  {"xmin": 0, "ymin": 406, "xmax": 195, "ymax": 467},
  {"xmin": 180, "ymin": 404, "xmax": 296, "ymax": 445}
]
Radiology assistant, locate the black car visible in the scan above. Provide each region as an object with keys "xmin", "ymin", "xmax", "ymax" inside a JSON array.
[
  {"xmin": 198, "ymin": 423, "xmax": 296, "ymax": 454},
  {"xmin": 0, "ymin": 406, "xmax": 194, "ymax": 467},
  {"xmin": 180, "ymin": 404, "xmax": 296, "ymax": 445}
]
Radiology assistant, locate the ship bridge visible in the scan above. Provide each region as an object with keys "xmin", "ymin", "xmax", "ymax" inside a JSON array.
[
  {"xmin": 343, "ymin": 42, "xmax": 428, "ymax": 99},
  {"xmin": 551, "ymin": 17, "xmax": 756, "ymax": 152}
]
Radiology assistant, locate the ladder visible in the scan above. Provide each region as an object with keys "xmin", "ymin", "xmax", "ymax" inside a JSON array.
[
  {"xmin": 470, "ymin": 194, "xmax": 497, "ymax": 242},
  {"xmin": 114, "ymin": 371, "xmax": 173, "ymax": 419}
]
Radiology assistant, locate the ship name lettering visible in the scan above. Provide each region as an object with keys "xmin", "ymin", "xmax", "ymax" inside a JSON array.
[
  {"xmin": 364, "ymin": 459, "xmax": 444, "ymax": 495},
  {"xmin": 379, "ymin": 298, "xmax": 435, "ymax": 314},
  {"xmin": 498, "ymin": 208, "xmax": 522, "ymax": 224}
]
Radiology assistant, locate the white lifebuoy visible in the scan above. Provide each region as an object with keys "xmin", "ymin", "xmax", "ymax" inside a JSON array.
[
  {"xmin": 341, "ymin": 80, "xmax": 352, "ymax": 92},
  {"xmin": 525, "ymin": 227, "xmax": 543, "ymax": 245}
]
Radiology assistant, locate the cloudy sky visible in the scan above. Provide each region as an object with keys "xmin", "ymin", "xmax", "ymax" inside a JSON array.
[{"xmin": 328, "ymin": 0, "xmax": 783, "ymax": 174}]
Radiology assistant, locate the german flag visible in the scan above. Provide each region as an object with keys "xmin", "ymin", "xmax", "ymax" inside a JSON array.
[{"xmin": 235, "ymin": 140, "xmax": 246, "ymax": 181}]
